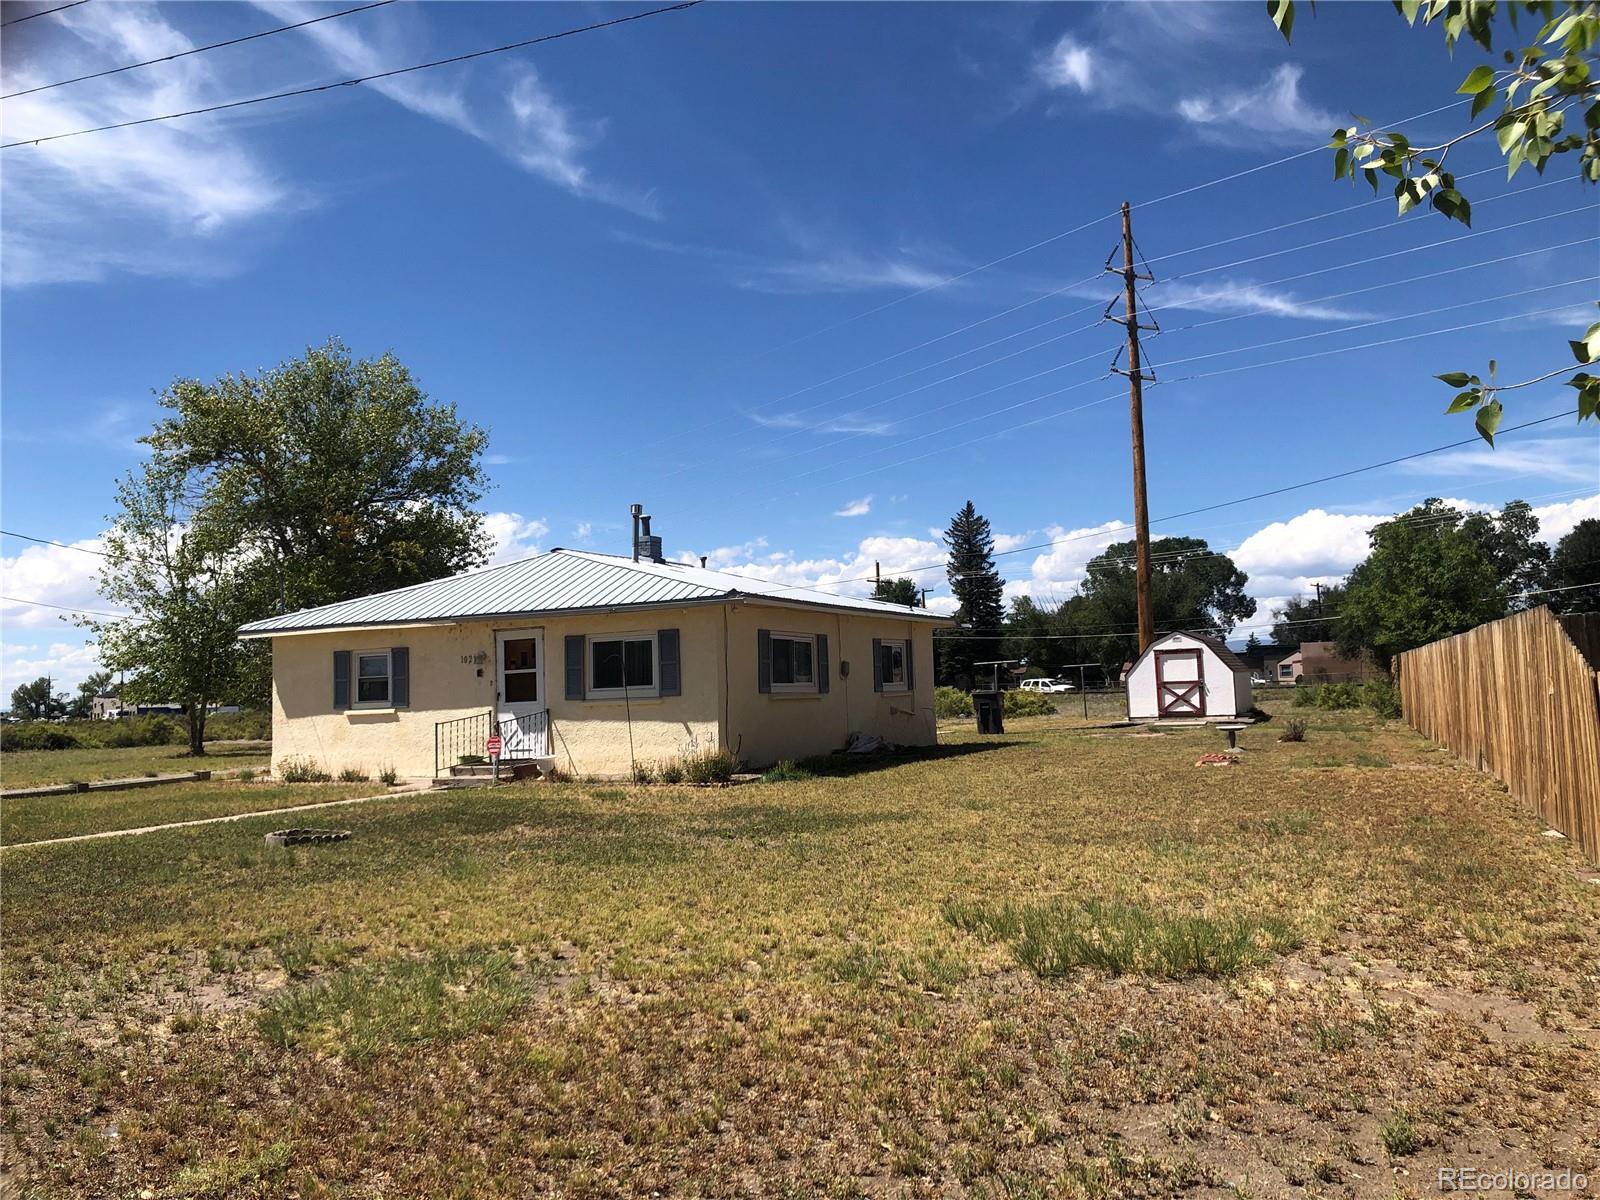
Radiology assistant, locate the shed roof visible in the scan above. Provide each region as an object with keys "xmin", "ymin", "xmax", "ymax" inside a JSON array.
[
  {"xmin": 1129, "ymin": 630, "xmax": 1251, "ymax": 676},
  {"xmin": 238, "ymin": 548, "xmax": 947, "ymax": 636}
]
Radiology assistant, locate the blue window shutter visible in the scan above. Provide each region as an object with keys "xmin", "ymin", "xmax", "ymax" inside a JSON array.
[
  {"xmin": 658, "ymin": 629, "xmax": 681, "ymax": 697},
  {"xmin": 565, "ymin": 635, "xmax": 584, "ymax": 700},
  {"xmin": 333, "ymin": 650, "xmax": 351, "ymax": 710},
  {"xmin": 904, "ymin": 636, "xmax": 914, "ymax": 689},
  {"xmin": 757, "ymin": 629, "xmax": 772, "ymax": 694},
  {"xmin": 391, "ymin": 647, "xmax": 410, "ymax": 707},
  {"xmin": 871, "ymin": 638, "xmax": 884, "ymax": 692},
  {"xmin": 817, "ymin": 633, "xmax": 829, "ymax": 694}
]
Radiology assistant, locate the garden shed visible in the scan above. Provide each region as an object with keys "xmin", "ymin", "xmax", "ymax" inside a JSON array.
[{"xmin": 1125, "ymin": 632, "xmax": 1253, "ymax": 721}]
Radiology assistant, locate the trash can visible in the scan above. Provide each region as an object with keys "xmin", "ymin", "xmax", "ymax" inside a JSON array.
[{"xmin": 973, "ymin": 690, "xmax": 1004, "ymax": 735}]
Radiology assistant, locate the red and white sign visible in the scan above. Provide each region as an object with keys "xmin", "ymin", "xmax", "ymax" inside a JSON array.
[{"xmin": 486, "ymin": 734, "xmax": 503, "ymax": 758}]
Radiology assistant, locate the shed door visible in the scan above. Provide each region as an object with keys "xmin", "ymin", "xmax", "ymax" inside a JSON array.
[{"xmin": 1155, "ymin": 649, "xmax": 1206, "ymax": 717}]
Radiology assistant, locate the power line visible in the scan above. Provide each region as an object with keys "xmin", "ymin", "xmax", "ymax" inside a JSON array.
[
  {"xmin": 0, "ymin": 529, "xmax": 107, "ymax": 555},
  {"xmin": 749, "ymin": 408, "xmax": 1581, "ymax": 596},
  {"xmin": 692, "ymin": 192, "xmax": 1590, "ymax": 480},
  {"xmin": 1, "ymin": 1, "xmax": 703, "ymax": 149},
  {"xmin": 0, "ymin": 0, "xmax": 87, "ymax": 27},
  {"xmin": 731, "ymin": 290, "xmax": 1589, "ymax": 500},
  {"xmin": 0, "ymin": 594, "xmax": 130, "ymax": 620},
  {"xmin": 1, "ymin": 0, "xmax": 398, "ymax": 100}
]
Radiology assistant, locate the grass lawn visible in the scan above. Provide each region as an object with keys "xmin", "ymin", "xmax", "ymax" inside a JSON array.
[
  {"xmin": 4, "ymin": 703, "xmax": 1597, "ymax": 1197},
  {"xmin": 0, "ymin": 743, "xmax": 270, "ymax": 790},
  {"xmin": 0, "ymin": 780, "xmax": 382, "ymax": 846}
]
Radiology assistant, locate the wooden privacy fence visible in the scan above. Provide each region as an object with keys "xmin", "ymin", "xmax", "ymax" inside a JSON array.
[{"xmin": 1397, "ymin": 607, "xmax": 1600, "ymax": 865}]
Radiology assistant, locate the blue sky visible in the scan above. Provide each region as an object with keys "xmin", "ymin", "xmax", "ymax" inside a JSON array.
[{"xmin": 2, "ymin": 0, "xmax": 1596, "ymax": 693}]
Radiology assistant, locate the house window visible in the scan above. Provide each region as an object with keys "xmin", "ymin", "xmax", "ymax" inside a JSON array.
[
  {"xmin": 1278, "ymin": 662, "xmax": 1294, "ymax": 680},
  {"xmin": 771, "ymin": 633, "xmax": 817, "ymax": 693},
  {"xmin": 588, "ymin": 633, "xmax": 657, "ymax": 698},
  {"xmin": 355, "ymin": 651, "xmax": 391, "ymax": 707},
  {"xmin": 879, "ymin": 639, "xmax": 909, "ymax": 692},
  {"xmin": 502, "ymin": 637, "xmax": 538, "ymax": 703}
]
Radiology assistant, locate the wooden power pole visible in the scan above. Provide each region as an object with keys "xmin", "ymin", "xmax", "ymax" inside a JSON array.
[{"xmin": 1110, "ymin": 201, "xmax": 1157, "ymax": 654}]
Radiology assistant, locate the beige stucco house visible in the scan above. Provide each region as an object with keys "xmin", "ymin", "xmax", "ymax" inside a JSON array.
[{"xmin": 240, "ymin": 547, "xmax": 948, "ymax": 780}]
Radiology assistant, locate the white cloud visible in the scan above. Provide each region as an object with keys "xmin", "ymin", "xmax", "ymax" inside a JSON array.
[
  {"xmin": 1175, "ymin": 64, "xmax": 1337, "ymax": 141},
  {"xmin": 0, "ymin": 536, "xmax": 116, "ymax": 629},
  {"xmin": 747, "ymin": 411, "xmax": 895, "ymax": 437},
  {"xmin": 574, "ymin": 521, "xmax": 593, "ymax": 540},
  {"xmin": 1397, "ymin": 437, "xmax": 1600, "ymax": 487},
  {"xmin": 1007, "ymin": 519, "xmax": 1130, "ymax": 601},
  {"xmin": 614, "ymin": 230, "xmax": 957, "ymax": 297},
  {"xmin": 1145, "ymin": 279, "xmax": 1367, "ymax": 321},
  {"xmin": 1533, "ymin": 494, "xmax": 1600, "ymax": 543},
  {"xmin": 833, "ymin": 496, "xmax": 873, "ymax": 518},
  {"xmin": 698, "ymin": 534, "xmax": 947, "ymax": 604},
  {"xmin": 1, "ymin": 640, "xmax": 104, "ymax": 698},
  {"xmin": 2, "ymin": 4, "xmax": 293, "ymax": 286},
  {"xmin": 482, "ymin": 513, "xmax": 549, "ymax": 564},
  {"xmin": 251, "ymin": 1, "xmax": 658, "ymax": 216},
  {"xmin": 1036, "ymin": 34, "xmax": 1095, "ymax": 93}
]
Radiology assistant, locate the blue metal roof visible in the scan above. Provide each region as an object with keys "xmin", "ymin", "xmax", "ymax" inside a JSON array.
[{"xmin": 238, "ymin": 549, "xmax": 946, "ymax": 636}]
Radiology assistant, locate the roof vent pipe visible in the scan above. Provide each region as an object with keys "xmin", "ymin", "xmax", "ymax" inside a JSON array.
[
  {"xmin": 630, "ymin": 504, "xmax": 643, "ymax": 562},
  {"xmin": 700, "ymin": 555, "xmax": 708, "ymax": 569}
]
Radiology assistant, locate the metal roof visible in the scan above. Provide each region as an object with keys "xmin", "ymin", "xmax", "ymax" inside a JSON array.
[{"xmin": 238, "ymin": 549, "xmax": 948, "ymax": 636}]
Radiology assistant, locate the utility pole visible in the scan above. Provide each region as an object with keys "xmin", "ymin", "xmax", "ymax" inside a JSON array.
[{"xmin": 1108, "ymin": 201, "xmax": 1158, "ymax": 654}]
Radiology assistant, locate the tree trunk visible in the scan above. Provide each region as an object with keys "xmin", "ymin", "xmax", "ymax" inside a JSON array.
[{"xmin": 189, "ymin": 706, "xmax": 207, "ymax": 756}]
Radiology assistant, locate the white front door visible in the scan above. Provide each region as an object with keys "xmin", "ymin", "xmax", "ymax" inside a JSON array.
[{"xmin": 495, "ymin": 629, "xmax": 549, "ymax": 756}]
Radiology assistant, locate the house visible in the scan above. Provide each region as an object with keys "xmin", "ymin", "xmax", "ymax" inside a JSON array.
[
  {"xmin": 1125, "ymin": 631, "xmax": 1253, "ymax": 721},
  {"xmin": 238, "ymin": 538, "xmax": 948, "ymax": 780},
  {"xmin": 91, "ymin": 693, "xmax": 125, "ymax": 720},
  {"xmin": 1277, "ymin": 641, "xmax": 1381, "ymax": 684}
]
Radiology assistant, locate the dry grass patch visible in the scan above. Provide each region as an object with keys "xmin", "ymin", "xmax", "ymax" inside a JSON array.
[{"xmin": 2, "ymin": 699, "xmax": 1596, "ymax": 1197}]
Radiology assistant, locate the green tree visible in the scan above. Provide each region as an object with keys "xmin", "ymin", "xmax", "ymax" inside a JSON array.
[
  {"xmin": 1336, "ymin": 499, "xmax": 1506, "ymax": 668},
  {"xmin": 1461, "ymin": 498, "xmax": 1550, "ymax": 605},
  {"xmin": 9, "ymin": 677, "xmax": 65, "ymax": 720},
  {"xmin": 145, "ymin": 338, "xmax": 491, "ymax": 616},
  {"xmin": 1272, "ymin": 0, "xmax": 1600, "ymax": 436},
  {"xmin": 88, "ymin": 460, "xmax": 275, "ymax": 755},
  {"xmin": 873, "ymin": 576, "xmax": 920, "ymax": 606},
  {"xmin": 1545, "ymin": 517, "xmax": 1600, "ymax": 612},
  {"xmin": 1271, "ymin": 584, "xmax": 1345, "ymax": 647},
  {"xmin": 68, "ymin": 670, "xmax": 113, "ymax": 720},
  {"xmin": 1078, "ymin": 536, "xmax": 1256, "ymax": 674},
  {"xmin": 938, "ymin": 502, "xmax": 1005, "ymax": 687}
]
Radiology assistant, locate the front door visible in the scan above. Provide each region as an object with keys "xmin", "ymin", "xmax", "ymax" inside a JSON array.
[
  {"xmin": 1155, "ymin": 649, "xmax": 1206, "ymax": 717},
  {"xmin": 495, "ymin": 629, "xmax": 549, "ymax": 756}
]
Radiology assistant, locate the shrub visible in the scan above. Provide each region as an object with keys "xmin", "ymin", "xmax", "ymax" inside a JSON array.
[
  {"xmin": 935, "ymin": 686, "xmax": 974, "ymax": 719},
  {"xmin": 102, "ymin": 714, "xmax": 185, "ymax": 748},
  {"xmin": 236, "ymin": 768, "xmax": 257, "ymax": 782},
  {"xmin": 681, "ymin": 747, "xmax": 738, "ymax": 785},
  {"xmin": 0, "ymin": 724, "xmax": 81, "ymax": 751},
  {"xmin": 203, "ymin": 709, "xmax": 271, "ymax": 741},
  {"xmin": 1295, "ymin": 679, "xmax": 1400, "ymax": 718},
  {"xmin": 336, "ymin": 767, "xmax": 369, "ymax": 783},
  {"xmin": 278, "ymin": 756, "xmax": 331, "ymax": 784},
  {"xmin": 657, "ymin": 760, "xmax": 685, "ymax": 785},
  {"xmin": 1003, "ymin": 689, "xmax": 1056, "ymax": 718},
  {"xmin": 630, "ymin": 760, "xmax": 657, "ymax": 785},
  {"xmin": 379, "ymin": 767, "xmax": 399, "ymax": 786},
  {"xmin": 1279, "ymin": 717, "xmax": 1308, "ymax": 743},
  {"xmin": 457, "ymin": 754, "xmax": 487, "ymax": 766},
  {"xmin": 762, "ymin": 759, "xmax": 815, "ymax": 783}
]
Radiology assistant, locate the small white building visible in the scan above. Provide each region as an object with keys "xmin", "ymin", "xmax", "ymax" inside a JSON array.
[{"xmin": 1126, "ymin": 632, "xmax": 1253, "ymax": 721}]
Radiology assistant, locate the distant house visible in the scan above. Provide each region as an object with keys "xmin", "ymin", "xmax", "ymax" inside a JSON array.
[
  {"xmin": 239, "ymin": 535, "xmax": 949, "ymax": 780},
  {"xmin": 1126, "ymin": 632, "xmax": 1253, "ymax": 721},
  {"xmin": 1277, "ymin": 641, "xmax": 1381, "ymax": 684},
  {"xmin": 91, "ymin": 693, "xmax": 125, "ymax": 720}
]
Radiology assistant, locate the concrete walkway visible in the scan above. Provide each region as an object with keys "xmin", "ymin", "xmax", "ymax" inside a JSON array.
[{"xmin": 2, "ymin": 783, "xmax": 438, "ymax": 851}]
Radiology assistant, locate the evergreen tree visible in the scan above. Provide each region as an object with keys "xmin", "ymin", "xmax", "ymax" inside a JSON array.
[
  {"xmin": 939, "ymin": 502, "xmax": 1004, "ymax": 687},
  {"xmin": 872, "ymin": 576, "xmax": 919, "ymax": 606}
]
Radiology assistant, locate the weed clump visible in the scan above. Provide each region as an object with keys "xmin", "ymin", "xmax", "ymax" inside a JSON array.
[
  {"xmin": 944, "ymin": 897, "xmax": 1300, "ymax": 979},
  {"xmin": 277, "ymin": 757, "xmax": 331, "ymax": 784},
  {"xmin": 1279, "ymin": 717, "xmax": 1308, "ymax": 743}
]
